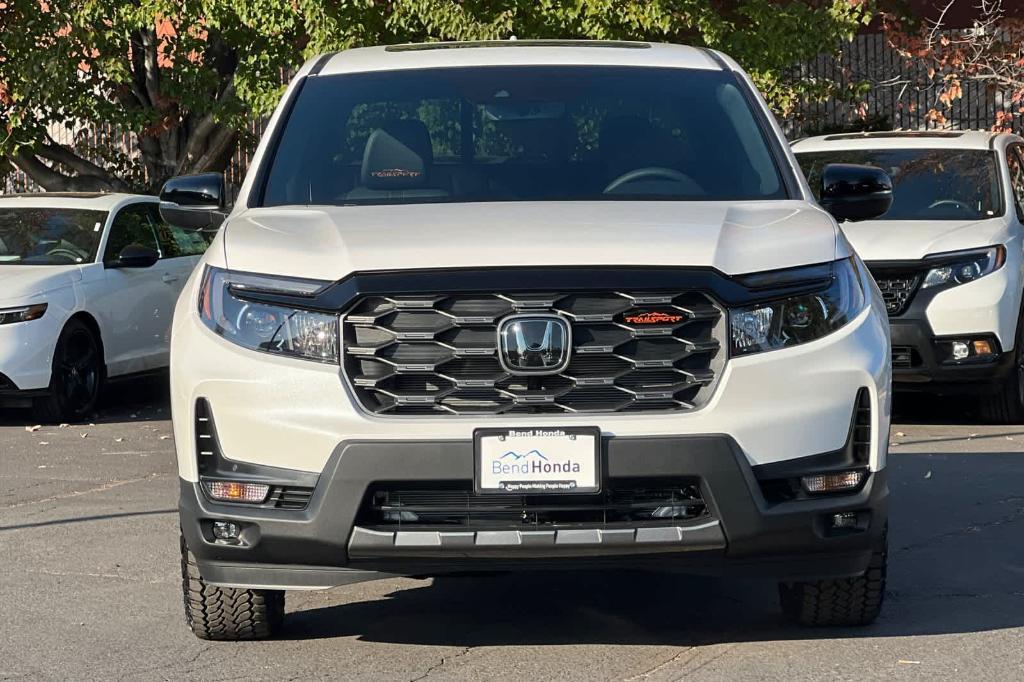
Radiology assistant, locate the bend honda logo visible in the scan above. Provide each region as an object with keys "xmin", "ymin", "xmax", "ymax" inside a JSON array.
[
  {"xmin": 492, "ymin": 448, "xmax": 582, "ymax": 476},
  {"xmin": 497, "ymin": 314, "xmax": 571, "ymax": 375}
]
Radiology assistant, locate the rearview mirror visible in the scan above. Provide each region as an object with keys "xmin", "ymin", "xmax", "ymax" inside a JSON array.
[
  {"xmin": 109, "ymin": 244, "xmax": 160, "ymax": 269},
  {"xmin": 819, "ymin": 163, "xmax": 893, "ymax": 223},
  {"xmin": 159, "ymin": 172, "xmax": 228, "ymax": 231}
]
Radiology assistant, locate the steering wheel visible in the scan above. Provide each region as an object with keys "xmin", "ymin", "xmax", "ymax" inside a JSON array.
[
  {"xmin": 603, "ymin": 166, "xmax": 698, "ymax": 195},
  {"xmin": 44, "ymin": 247, "xmax": 84, "ymax": 263},
  {"xmin": 928, "ymin": 199, "xmax": 972, "ymax": 213}
]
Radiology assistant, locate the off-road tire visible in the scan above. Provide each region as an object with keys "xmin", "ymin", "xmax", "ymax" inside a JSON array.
[
  {"xmin": 979, "ymin": 359, "xmax": 1024, "ymax": 424},
  {"xmin": 180, "ymin": 535, "xmax": 284, "ymax": 640},
  {"xmin": 778, "ymin": 535, "xmax": 887, "ymax": 627}
]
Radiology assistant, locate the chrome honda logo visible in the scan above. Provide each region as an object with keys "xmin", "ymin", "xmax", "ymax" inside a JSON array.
[{"xmin": 497, "ymin": 314, "xmax": 572, "ymax": 375}]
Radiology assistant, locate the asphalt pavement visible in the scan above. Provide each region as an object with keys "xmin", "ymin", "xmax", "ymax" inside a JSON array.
[{"xmin": 2, "ymin": 381, "xmax": 1023, "ymax": 681}]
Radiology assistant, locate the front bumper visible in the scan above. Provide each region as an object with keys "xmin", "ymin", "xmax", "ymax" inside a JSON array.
[
  {"xmin": 889, "ymin": 316, "xmax": 1014, "ymax": 392},
  {"xmin": 180, "ymin": 434, "xmax": 888, "ymax": 590}
]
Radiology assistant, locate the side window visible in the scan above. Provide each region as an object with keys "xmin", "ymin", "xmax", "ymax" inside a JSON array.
[
  {"xmin": 103, "ymin": 204, "xmax": 159, "ymax": 263},
  {"xmin": 1007, "ymin": 145, "xmax": 1024, "ymax": 221},
  {"xmin": 147, "ymin": 204, "xmax": 211, "ymax": 258}
]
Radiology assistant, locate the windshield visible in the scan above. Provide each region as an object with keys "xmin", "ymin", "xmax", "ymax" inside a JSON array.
[
  {"xmin": 796, "ymin": 148, "xmax": 1002, "ymax": 221},
  {"xmin": 0, "ymin": 207, "xmax": 107, "ymax": 265},
  {"xmin": 260, "ymin": 66, "xmax": 788, "ymax": 206}
]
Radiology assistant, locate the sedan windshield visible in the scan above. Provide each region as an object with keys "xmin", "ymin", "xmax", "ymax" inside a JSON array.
[
  {"xmin": 0, "ymin": 207, "xmax": 107, "ymax": 265},
  {"xmin": 260, "ymin": 66, "xmax": 788, "ymax": 206},
  {"xmin": 796, "ymin": 148, "xmax": 1002, "ymax": 221}
]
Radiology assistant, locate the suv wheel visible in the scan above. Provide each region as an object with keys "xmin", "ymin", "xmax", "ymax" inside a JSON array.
[
  {"xmin": 33, "ymin": 318, "xmax": 103, "ymax": 423},
  {"xmin": 180, "ymin": 535, "xmax": 284, "ymax": 640},
  {"xmin": 778, "ymin": 533, "xmax": 887, "ymax": 627}
]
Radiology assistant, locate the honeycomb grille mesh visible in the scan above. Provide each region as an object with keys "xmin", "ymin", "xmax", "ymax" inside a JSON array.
[
  {"xmin": 872, "ymin": 273, "xmax": 920, "ymax": 316},
  {"xmin": 343, "ymin": 291, "xmax": 725, "ymax": 415}
]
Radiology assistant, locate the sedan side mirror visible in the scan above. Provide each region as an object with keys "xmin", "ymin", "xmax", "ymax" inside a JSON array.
[
  {"xmin": 109, "ymin": 244, "xmax": 160, "ymax": 269},
  {"xmin": 159, "ymin": 172, "xmax": 228, "ymax": 231},
  {"xmin": 819, "ymin": 163, "xmax": 894, "ymax": 222}
]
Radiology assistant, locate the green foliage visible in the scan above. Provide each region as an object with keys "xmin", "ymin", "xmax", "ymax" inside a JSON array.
[{"xmin": 0, "ymin": 1, "xmax": 873, "ymax": 190}]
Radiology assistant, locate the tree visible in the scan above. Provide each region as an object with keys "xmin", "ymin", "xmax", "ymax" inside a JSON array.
[
  {"xmin": 0, "ymin": 1, "xmax": 873, "ymax": 193},
  {"xmin": 881, "ymin": 0, "xmax": 1024, "ymax": 130}
]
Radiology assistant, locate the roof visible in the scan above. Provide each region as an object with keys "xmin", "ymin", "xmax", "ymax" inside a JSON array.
[
  {"xmin": 0, "ymin": 192, "xmax": 154, "ymax": 211},
  {"xmin": 791, "ymin": 130, "xmax": 1006, "ymax": 153},
  {"xmin": 313, "ymin": 41, "xmax": 723, "ymax": 77}
]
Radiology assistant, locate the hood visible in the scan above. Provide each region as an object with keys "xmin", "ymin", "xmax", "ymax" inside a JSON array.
[
  {"xmin": 0, "ymin": 265, "xmax": 81, "ymax": 304},
  {"xmin": 840, "ymin": 218, "xmax": 1009, "ymax": 262},
  {"xmin": 223, "ymin": 201, "xmax": 838, "ymax": 280}
]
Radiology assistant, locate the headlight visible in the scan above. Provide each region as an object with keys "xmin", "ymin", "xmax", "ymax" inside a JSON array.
[
  {"xmin": 730, "ymin": 257, "xmax": 866, "ymax": 356},
  {"xmin": 0, "ymin": 303, "xmax": 47, "ymax": 325},
  {"xmin": 921, "ymin": 246, "xmax": 1005, "ymax": 289},
  {"xmin": 198, "ymin": 266, "xmax": 339, "ymax": 363}
]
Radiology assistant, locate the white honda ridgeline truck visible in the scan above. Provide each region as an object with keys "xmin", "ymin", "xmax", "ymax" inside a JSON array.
[{"xmin": 160, "ymin": 41, "xmax": 894, "ymax": 640}]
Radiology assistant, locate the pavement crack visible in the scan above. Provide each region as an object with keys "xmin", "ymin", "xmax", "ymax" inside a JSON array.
[
  {"xmin": 625, "ymin": 647, "xmax": 697, "ymax": 681},
  {"xmin": 0, "ymin": 473, "xmax": 163, "ymax": 511},
  {"xmin": 408, "ymin": 646, "xmax": 472, "ymax": 682},
  {"xmin": 894, "ymin": 503, "xmax": 1024, "ymax": 554}
]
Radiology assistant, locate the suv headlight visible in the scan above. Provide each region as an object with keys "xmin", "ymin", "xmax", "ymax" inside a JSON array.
[
  {"xmin": 921, "ymin": 246, "xmax": 1005, "ymax": 289},
  {"xmin": 730, "ymin": 257, "xmax": 867, "ymax": 356},
  {"xmin": 198, "ymin": 266, "xmax": 339, "ymax": 363}
]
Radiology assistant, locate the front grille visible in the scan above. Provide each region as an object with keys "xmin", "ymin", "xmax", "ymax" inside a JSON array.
[
  {"xmin": 870, "ymin": 271, "xmax": 921, "ymax": 316},
  {"xmin": 359, "ymin": 479, "xmax": 708, "ymax": 530},
  {"xmin": 343, "ymin": 291, "xmax": 725, "ymax": 415},
  {"xmin": 891, "ymin": 345, "xmax": 919, "ymax": 369},
  {"xmin": 267, "ymin": 485, "xmax": 314, "ymax": 510}
]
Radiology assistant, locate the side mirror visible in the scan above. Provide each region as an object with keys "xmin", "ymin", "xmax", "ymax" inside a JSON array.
[
  {"xmin": 159, "ymin": 172, "xmax": 228, "ymax": 231},
  {"xmin": 819, "ymin": 163, "xmax": 893, "ymax": 222},
  {"xmin": 109, "ymin": 244, "xmax": 160, "ymax": 269}
]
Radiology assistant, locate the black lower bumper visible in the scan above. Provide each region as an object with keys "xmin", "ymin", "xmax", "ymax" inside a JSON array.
[
  {"xmin": 889, "ymin": 316, "xmax": 1012, "ymax": 393},
  {"xmin": 0, "ymin": 373, "xmax": 45, "ymax": 408},
  {"xmin": 180, "ymin": 434, "xmax": 888, "ymax": 589}
]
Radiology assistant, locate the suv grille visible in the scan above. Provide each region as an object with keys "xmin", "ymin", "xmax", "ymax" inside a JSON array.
[
  {"xmin": 870, "ymin": 271, "xmax": 920, "ymax": 316},
  {"xmin": 343, "ymin": 291, "xmax": 725, "ymax": 415},
  {"xmin": 359, "ymin": 480, "xmax": 708, "ymax": 530}
]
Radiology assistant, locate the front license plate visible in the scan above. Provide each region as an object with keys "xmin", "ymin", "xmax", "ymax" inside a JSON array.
[{"xmin": 474, "ymin": 427, "xmax": 601, "ymax": 495}]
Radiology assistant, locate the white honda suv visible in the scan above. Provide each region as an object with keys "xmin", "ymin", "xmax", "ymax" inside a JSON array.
[
  {"xmin": 793, "ymin": 131, "xmax": 1024, "ymax": 422},
  {"xmin": 163, "ymin": 41, "xmax": 894, "ymax": 640}
]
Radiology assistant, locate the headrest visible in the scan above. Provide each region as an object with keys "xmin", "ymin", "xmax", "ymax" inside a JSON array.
[{"xmin": 361, "ymin": 119, "xmax": 433, "ymax": 190}]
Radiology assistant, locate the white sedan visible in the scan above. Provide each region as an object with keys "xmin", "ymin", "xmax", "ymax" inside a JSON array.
[{"xmin": 0, "ymin": 192, "xmax": 210, "ymax": 421}]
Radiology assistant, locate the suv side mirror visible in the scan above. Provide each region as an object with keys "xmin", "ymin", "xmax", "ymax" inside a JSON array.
[
  {"xmin": 109, "ymin": 244, "xmax": 160, "ymax": 269},
  {"xmin": 159, "ymin": 172, "xmax": 228, "ymax": 231},
  {"xmin": 819, "ymin": 163, "xmax": 893, "ymax": 223}
]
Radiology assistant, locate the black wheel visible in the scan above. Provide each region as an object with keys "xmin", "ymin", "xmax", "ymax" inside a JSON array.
[
  {"xmin": 979, "ymin": 342, "xmax": 1024, "ymax": 424},
  {"xmin": 33, "ymin": 318, "xmax": 103, "ymax": 423},
  {"xmin": 779, "ymin": 534, "xmax": 887, "ymax": 627},
  {"xmin": 180, "ymin": 535, "xmax": 284, "ymax": 640}
]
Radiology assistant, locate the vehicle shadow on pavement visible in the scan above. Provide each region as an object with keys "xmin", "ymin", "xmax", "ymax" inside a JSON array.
[
  {"xmin": 281, "ymin": 448, "xmax": 1024, "ymax": 645},
  {"xmin": 0, "ymin": 373, "xmax": 171, "ymax": 427}
]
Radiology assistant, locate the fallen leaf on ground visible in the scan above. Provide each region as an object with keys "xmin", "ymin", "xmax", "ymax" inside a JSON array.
[
  {"xmin": 894, "ymin": 431, "xmax": 905, "ymax": 437},
  {"xmin": 924, "ymin": 470, "xmax": 932, "ymax": 479},
  {"xmin": 25, "ymin": 425, "xmax": 41, "ymax": 432},
  {"xmin": 114, "ymin": 437, "xmax": 124, "ymax": 443},
  {"xmin": 38, "ymin": 441, "xmax": 49, "ymax": 446},
  {"xmin": 159, "ymin": 435, "xmax": 171, "ymax": 440},
  {"xmin": 897, "ymin": 660, "xmax": 921, "ymax": 665},
  {"xmin": 58, "ymin": 423, "xmax": 69, "ymax": 429},
  {"xmin": 80, "ymin": 433, "xmax": 88, "ymax": 439}
]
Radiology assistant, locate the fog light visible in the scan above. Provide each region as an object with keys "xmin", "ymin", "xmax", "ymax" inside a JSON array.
[
  {"xmin": 212, "ymin": 521, "xmax": 240, "ymax": 540},
  {"xmin": 830, "ymin": 512, "xmax": 858, "ymax": 529},
  {"xmin": 801, "ymin": 470, "xmax": 866, "ymax": 494},
  {"xmin": 973, "ymin": 339, "xmax": 993, "ymax": 356},
  {"xmin": 951, "ymin": 341, "xmax": 970, "ymax": 360},
  {"xmin": 203, "ymin": 480, "xmax": 269, "ymax": 503}
]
